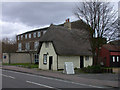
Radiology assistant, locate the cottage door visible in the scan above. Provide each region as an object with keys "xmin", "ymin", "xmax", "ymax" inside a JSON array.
[
  {"xmin": 80, "ymin": 56, "xmax": 84, "ymax": 68},
  {"xmin": 49, "ymin": 56, "xmax": 53, "ymax": 70}
]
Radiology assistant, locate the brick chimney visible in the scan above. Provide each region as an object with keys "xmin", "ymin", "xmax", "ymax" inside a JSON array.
[{"xmin": 64, "ymin": 18, "xmax": 71, "ymax": 30}]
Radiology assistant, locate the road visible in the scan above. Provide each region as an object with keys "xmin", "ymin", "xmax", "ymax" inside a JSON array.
[{"xmin": 1, "ymin": 69, "xmax": 114, "ymax": 89}]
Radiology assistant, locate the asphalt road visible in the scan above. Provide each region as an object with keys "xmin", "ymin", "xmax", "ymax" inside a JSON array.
[{"xmin": 1, "ymin": 69, "xmax": 116, "ymax": 89}]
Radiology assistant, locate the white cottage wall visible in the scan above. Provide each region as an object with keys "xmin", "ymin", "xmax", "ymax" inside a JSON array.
[
  {"xmin": 39, "ymin": 42, "xmax": 57, "ymax": 70},
  {"xmin": 58, "ymin": 56, "xmax": 80, "ymax": 69},
  {"xmin": 84, "ymin": 56, "xmax": 93, "ymax": 67}
]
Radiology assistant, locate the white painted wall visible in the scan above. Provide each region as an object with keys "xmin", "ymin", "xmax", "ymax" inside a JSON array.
[
  {"xmin": 58, "ymin": 55, "xmax": 80, "ymax": 69},
  {"xmin": 84, "ymin": 56, "xmax": 93, "ymax": 67},
  {"xmin": 39, "ymin": 42, "xmax": 57, "ymax": 70},
  {"xmin": 2, "ymin": 53, "xmax": 9, "ymax": 63},
  {"xmin": 58, "ymin": 56, "xmax": 93, "ymax": 69},
  {"xmin": 2, "ymin": 53, "xmax": 34, "ymax": 64}
]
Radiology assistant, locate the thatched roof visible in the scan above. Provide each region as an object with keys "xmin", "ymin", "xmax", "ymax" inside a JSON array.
[{"xmin": 38, "ymin": 25, "xmax": 92, "ymax": 56}]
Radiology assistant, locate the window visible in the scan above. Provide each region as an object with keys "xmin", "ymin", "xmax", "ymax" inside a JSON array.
[
  {"xmin": 21, "ymin": 35, "xmax": 23, "ymax": 40},
  {"xmin": 43, "ymin": 31, "xmax": 46, "ymax": 34},
  {"xmin": 85, "ymin": 56, "xmax": 89, "ymax": 61},
  {"xmin": 29, "ymin": 34, "xmax": 31, "ymax": 38},
  {"xmin": 43, "ymin": 54, "xmax": 47, "ymax": 64},
  {"xmin": 113, "ymin": 56, "xmax": 115, "ymax": 62},
  {"xmin": 18, "ymin": 36, "xmax": 20, "ymax": 40},
  {"xmin": 25, "ymin": 34, "xmax": 27, "ymax": 39},
  {"xmin": 18, "ymin": 43, "xmax": 22, "ymax": 51},
  {"xmin": 33, "ymin": 32, "xmax": 36, "ymax": 38},
  {"xmin": 45, "ymin": 42, "xmax": 49, "ymax": 48},
  {"xmin": 117, "ymin": 56, "xmax": 119, "ymax": 62},
  {"xmin": 25, "ymin": 42, "xmax": 30, "ymax": 50},
  {"xmin": 35, "ymin": 54, "xmax": 39, "ymax": 63},
  {"xmin": 34, "ymin": 41, "xmax": 39, "ymax": 50},
  {"xmin": 38, "ymin": 32, "xmax": 41, "ymax": 37}
]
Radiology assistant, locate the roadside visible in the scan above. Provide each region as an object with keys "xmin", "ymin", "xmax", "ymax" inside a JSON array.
[{"xmin": 2, "ymin": 65, "xmax": 120, "ymax": 88}]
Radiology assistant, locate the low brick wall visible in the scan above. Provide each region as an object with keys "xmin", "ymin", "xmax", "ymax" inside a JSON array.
[{"xmin": 2, "ymin": 53, "xmax": 34, "ymax": 64}]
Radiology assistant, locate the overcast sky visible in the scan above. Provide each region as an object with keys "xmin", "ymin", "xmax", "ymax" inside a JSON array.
[{"xmin": 1, "ymin": 1, "xmax": 119, "ymax": 40}]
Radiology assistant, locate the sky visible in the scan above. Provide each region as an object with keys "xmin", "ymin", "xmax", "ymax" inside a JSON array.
[{"xmin": 1, "ymin": 1, "xmax": 119, "ymax": 40}]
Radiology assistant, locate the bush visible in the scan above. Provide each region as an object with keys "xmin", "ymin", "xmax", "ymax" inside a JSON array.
[{"xmin": 82, "ymin": 65, "xmax": 104, "ymax": 73}]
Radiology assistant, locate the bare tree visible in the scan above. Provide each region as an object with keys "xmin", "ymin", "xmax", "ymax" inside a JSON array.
[
  {"xmin": 74, "ymin": 1, "xmax": 118, "ymax": 65},
  {"xmin": 2, "ymin": 37, "xmax": 17, "ymax": 53}
]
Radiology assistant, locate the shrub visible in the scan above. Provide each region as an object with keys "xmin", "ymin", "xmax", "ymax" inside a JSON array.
[{"xmin": 82, "ymin": 65, "xmax": 104, "ymax": 73}]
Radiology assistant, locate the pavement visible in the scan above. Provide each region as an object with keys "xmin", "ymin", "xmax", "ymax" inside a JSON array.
[{"xmin": 2, "ymin": 65, "xmax": 120, "ymax": 88}]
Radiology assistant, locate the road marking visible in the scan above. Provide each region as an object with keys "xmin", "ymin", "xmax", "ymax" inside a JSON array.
[
  {"xmin": 3, "ymin": 69, "xmax": 105, "ymax": 88},
  {"xmin": 26, "ymin": 80, "xmax": 54, "ymax": 88},
  {"xmin": 0, "ymin": 74, "xmax": 15, "ymax": 79}
]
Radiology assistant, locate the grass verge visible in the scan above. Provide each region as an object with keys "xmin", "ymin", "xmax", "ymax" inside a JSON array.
[{"xmin": 2, "ymin": 63, "xmax": 38, "ymax": 68}]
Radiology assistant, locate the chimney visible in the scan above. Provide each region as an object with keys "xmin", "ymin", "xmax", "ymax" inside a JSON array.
[{"xmin": 64, "ymin": 18, "xmax": 71, "ymax": 30}]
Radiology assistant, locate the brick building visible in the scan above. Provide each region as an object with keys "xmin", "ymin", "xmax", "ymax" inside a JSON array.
[
  {"xmin": 16, "ymin": 27, "xmax": 48, "ymax": 63},
  {"xmin": 99, "ymin": 43, "xmax": 120, "ymax": 67}
]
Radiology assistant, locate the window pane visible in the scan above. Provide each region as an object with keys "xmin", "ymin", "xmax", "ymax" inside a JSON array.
[
  {"xmin": 34, "ymin": 41, "xmax": 39, "ymax": 50},
  {"xmin": 25, "ymin": 34, "xmax": 27, "ymax": 39},
  {"xmin": 117, "ymin": 56, "xmax": 119, "ymax": 62},
  {"xmin": 25, "ymin": 42, "xmax": 30, "ymax": 50},
  {"xmin": 18, "ymin": 43, "xmax": 22, "ymax": 51},
  {"xmin": 34, "ymin": 32, "xmax": 36, "ymax": 38},
  {"xmin": 29, "ymin": 34, "xmax": 31, "ymax": 38},
  {"xmin": 113, "ymin": 56, "xmax": 115, "ymax": 62},
  {"xmin": 38, "ymin": 32, "xmax": 41, "ymax": 37},
  {"xmin": 21, "ymin": 35, "xmax": 23, "ymax": 40},
  {"xmin": 43, "ymin": 54, "xmax": 47, "ymax": 64}
]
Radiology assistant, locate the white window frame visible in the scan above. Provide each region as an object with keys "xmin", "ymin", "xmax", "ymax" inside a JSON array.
[
  {"xmin": 38, "ymin": 32, "xmax": 41, "ymax": 37},
  {"xmin": 113, "ymin": 56, "xmax": 115, "ymax": 62},
  {"xmin": 29, "ymin": 34, "xmax": 31, "ymax": 38},
  {"xmin": 43, "ymin": 54, "xmax": 47, "ymax": 64},
  {"xmin": 25, "ymin": 34, "xmax": 27, "ymax": 39},
  {"xmin": 33, "ymin": 32, "xmax": 36, "ymax": 38}
]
